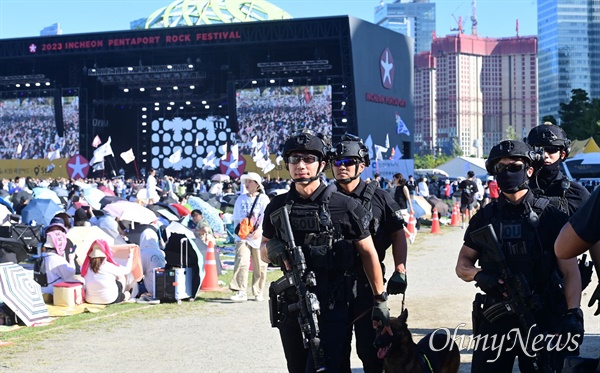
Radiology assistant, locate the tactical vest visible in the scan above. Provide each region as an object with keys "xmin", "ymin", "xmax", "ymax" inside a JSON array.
[
  {"xmin": 481, "ymin": 197, "xmax": 564, "ymax": 313},
  {"xmin": 532, "ymin": 178, "xmax": 570, "ymax": 214},
  {"xmin": 284, "ymin": 184, "xmax": 356, "ymax": 306}
]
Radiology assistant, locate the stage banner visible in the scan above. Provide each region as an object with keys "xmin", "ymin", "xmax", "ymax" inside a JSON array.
[{"xmin": 0, "ymin": 159, "xmax": 69, "ymax": 179}]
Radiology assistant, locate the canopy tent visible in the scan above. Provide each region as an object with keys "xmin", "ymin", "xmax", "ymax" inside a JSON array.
[
  {"xmin": 568, "ymin": 137, "xmax": 600, "ymax": 157},
  {"xmin": 437, "ymin": 157, "xmax": 487, "ymax": 178}
]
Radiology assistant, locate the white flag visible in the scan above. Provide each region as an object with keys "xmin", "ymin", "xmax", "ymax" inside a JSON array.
[
  {"xmin": 275, "ymin": 154, "xmax": 283, "ymax": 165},
  {"xmin": 16, "ymin": 143, "xmax": 22, "ymax": 156},
  {"xmin": 250, "ymin": 136, "xmax": 258, "ymax": 151},
  {"xmin": 169, "ymin": 149, "xmax": 182, "ymax": 165},
  {"xmin": 385, "ymin": 134, "xmax": 390, "ymax": 149},
  {"xmin": 90, "ymin": 136, "xmax": 114, "ymax": 164},
  {"xmin": 374, "ymin": 144, "xmax": 387, "ymax": 161},
  {"xmin": 120, "ymin": 149, "xmax": 135, "ymax": 164},
  {"xmin": 47, "ymin": 149, "xmax": 61, "ymax": 161},
  {"xmin": 262, "ymin": 159, "xmax": 276, "ymax": 174},
  {"xmin": 202, "ymin": 151, "xmax": 217, "ymax": 170},
  {"xmin": 219, "ymin": 143, "xmax": 228, "ymax": 160}
]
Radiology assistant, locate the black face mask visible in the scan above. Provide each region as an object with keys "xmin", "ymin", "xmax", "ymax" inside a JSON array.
[
  {"xmin": 538, "ymin": 159, "xmax": 561, "ymax": 180},
  {"xmin": 496, "ymin": 169, "xmax": 529, "ymax": 194}
]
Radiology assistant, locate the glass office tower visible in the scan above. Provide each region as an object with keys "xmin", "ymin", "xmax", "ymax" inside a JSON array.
[
  {"xmin": 538, "ymin": 0, "xmax": 600, "ymax": 122},
  {"xmin": 375, "ymin": 0, "xmax": 436, "ymax": 55}
]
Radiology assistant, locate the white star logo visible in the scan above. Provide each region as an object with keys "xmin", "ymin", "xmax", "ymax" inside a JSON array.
[
  {"xmin": 220, "ymin": 153, "xmax": 246, "ymax": 177},
  {"xmin": 67, "ymin": 155, "xmax": 89, "ymax": 179},
  {"xmin": 380, "ymin": 48, "xmax": 395, "ymax": 89},
  {"xmin": 29, "ymin": 44, "xmax": 37, "ymax": 53}
]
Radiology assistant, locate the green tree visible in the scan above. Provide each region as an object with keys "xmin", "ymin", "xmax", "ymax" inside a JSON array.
[
  {"xmin": 558, "ymin": 88, "xmax": 600, "ymax": 143},
  {"xmin": 504, "ymin": 125, "xmax": 517, "ymax": 140}
]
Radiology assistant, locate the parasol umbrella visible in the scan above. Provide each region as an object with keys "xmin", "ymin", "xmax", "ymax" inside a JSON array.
[
  {"xmin": 0, "ymin": 204, "xmax": 12, "ymax": 225},
  {"xmin": 222, "ymin": 194, "xmax": 239, "ymax": 207},
  {"xmin": 52, "ymin": 186, "xmax": 69, "ymax": 198},
  {"xmin": 0, "ymin": 197, "xmax": 13, "ymax": 213},
  {"xmin": 186, "ymin": 196, "xmax": 224, "ymax": 235},
  {"xmin": 0, "ymin": 237, "xmax": 29, "ymax": 264},
  {"xmin": 103, "ymin": 201, "xmax": 158, "ymax": 225},
  {"xmin": 411, "ymin": 196, "xmax": 432, "ymax": 220},
  {"xmin": 98, "ymin": 185, "xmax": 116, "ymax": 197},
  {"xmin": 20, "ymin": 198, "xmax": 63, "ymax": 226},
  {"xmin": 146, "ymin": 204, "xmax": 179, "ymax": 222},
  {"xmin": 153, "ymin": 202, "xmax": 181, "ymax": 217},
  {"xmin": 99, "ymin": 196, "xmax": 126, "ymax": 208},
  {"xmin": 82, "ymin": 187, "xmax": 106, "ymax": 210},
  {"xmin": 211, "ymin": 174, "xmax": 230, "ymax": 182},
  {"xmin": 32, "ymin": 187, "xmax": 62, "ymax": 206},
  {"xmin": 11, "ymin": 190, "xmax": 32, "ymax": 205},
  {"xmin": 68, "ymin": 226, "xmax": 127, "ymax": 267},
  {"xmin": 170, "ymin": 203, "xmax": 191, "ymax": 217},
  {"xmin": 0, "ymin": 262, "xmax": 50, "ymax": 326}
]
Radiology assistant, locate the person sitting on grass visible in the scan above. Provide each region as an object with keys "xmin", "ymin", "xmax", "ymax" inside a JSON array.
[
  {"xmin": 81, "ymin": 240, "xmax": 134, "ymax": 304},
  {"xmin": 39, "ymin": 227, "xmax": 80, "ymax": 295}
]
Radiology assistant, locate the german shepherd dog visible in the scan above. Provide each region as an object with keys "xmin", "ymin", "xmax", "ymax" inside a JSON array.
[{"xmin": 373, "ymin": 309, "xmax": 460, "ymax": 373}]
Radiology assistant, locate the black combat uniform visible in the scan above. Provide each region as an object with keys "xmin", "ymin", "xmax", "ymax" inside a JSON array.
[
  {"xmin": 465, "ymin": 190, "xmax": 571, "ymax": 372},
  {"xmin": 264, "ymin": 181, "xmax": 372, "ymax": 373},
  {"xmin": 338, "ymin": 180, "xmax": 405, "ymax": 373},
  {"xmin": 527, "ymin": 123, "xmax": 590, "ymax": 215},
  {"xmin": 530, "ymin": 169, "xmax": 589, "ymax": 216}
]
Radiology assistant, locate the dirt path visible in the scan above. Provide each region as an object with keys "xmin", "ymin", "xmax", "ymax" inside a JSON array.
[{"xmin": 1, "ymin": 226, "xmax": 599, "ymax": 372}]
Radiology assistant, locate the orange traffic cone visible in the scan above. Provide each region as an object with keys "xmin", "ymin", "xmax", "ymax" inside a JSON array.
[
  {"xmin": 430, "ymin": 207, "xmax": 441, "ymax": 234},
  {"xmin": 450, "ymin": 203, "xmax": 460, "ymax": 227},
  {"xmin": 406, "ymin": 213, "xmax": 417, "ymax": 243},
  {"xmin": 200, "ymin": 240, "xmax": 221, "ymax": 291}
]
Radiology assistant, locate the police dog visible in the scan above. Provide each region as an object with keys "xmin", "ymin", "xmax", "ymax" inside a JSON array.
[{"xmin": 374, "ymin": 309, "xmax": 460, "ymax": 373}]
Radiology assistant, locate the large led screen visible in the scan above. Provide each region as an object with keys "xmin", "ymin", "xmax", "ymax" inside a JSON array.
[
  {"xmin": 235, "ymin": 85, "xmax": 332, "ymax": 154},
  {"xmin": 0, "ymin": 94, "xmax": 79, "ymax": 160}
]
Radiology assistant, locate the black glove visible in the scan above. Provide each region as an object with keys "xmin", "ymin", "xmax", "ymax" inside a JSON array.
[
  {"xmin": 588, "ymin": 283, "xmax": 600, "ymax": 316},
  {"xmin": 372, "ymin": 300, "xmax": 391, "ymax": 327},
  {"xmin": 474, "ymin": 271, "xmax": 506, "ymax": 298},
  {"xmin": 387, "ymin": 271, "xmax": 407, "ymax": 295},
  {"xmin": 562, "ymin": 308, "xmax": 584, "ymax": 352},
  {"xmin": 266, "ymin": 238, "xmax": 287, "ymax": 268}
]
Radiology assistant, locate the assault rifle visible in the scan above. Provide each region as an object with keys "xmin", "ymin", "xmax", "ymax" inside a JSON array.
[
  {"xmin": 470, "ymin": 224, "xmax": 552, "ymax": 373},
  {"xmin": 269, "ymin": 205, "xmax": 326, "ymax": 372}
]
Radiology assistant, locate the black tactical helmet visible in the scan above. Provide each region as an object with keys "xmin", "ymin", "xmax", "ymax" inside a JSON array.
[
  {"xmin": 330, "ymin": 133, "xmax": 371, "ymax": 167},
  {"xmin": 526, "ymin": 122, "xmax": 571, "ymax": 156},
  {"xmin": 485, "ymin": 140, "xmax": 538, "ymax": 174},
  {"xmin": 282, "ymin": 130, "xmax": 330, "ymax": 161}
]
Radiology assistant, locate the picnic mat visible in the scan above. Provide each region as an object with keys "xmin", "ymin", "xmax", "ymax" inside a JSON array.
[{"xmin": 46, "ymin": 303, "xmax": 106, "ymax": 317}]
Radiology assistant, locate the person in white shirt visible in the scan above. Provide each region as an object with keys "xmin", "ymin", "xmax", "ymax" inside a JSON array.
[
  {"xmin": 417, "ymin": 176, "xmax": 430, "ymax": 197},
  {"xmin": 138, "ymin": 228, "xmax": 166, "ymax": 298},
  {"xmin": 82, "ymin": 240, "xmax": 133, "ymax": 304},
  {"xmin": 229, "ymin": 172, "xmax": 271, "ymax": 302},
  {"xmin": 40, "ymin": 229, "xmax": 80, "ymax": 294},
  {"xmin": 145, "ymin": 168, "xmax": 163, "ymax": 204}
]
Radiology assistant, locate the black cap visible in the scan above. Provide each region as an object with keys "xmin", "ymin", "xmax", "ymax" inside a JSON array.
[
  {"xmin": 486, "ymin": 140, "xmax": 538, "ymax": 174},
  {"xmin": 330, "ymin": 133, "xmax": 371, "ymax": 167}
]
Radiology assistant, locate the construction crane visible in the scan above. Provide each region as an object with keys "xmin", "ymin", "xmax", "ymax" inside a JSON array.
[
  {"xmin": 471, "ymin": 0, "xmax": 478, "ymax": 36},
  {"xmin": 451, "ymin": 14, "xmax": 463, "ymax": 34}
]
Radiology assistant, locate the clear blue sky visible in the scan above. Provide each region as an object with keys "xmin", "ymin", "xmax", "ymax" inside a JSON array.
[{"xmin": 0, "ymin": 0, "xmax": 536, "ymax": 40}]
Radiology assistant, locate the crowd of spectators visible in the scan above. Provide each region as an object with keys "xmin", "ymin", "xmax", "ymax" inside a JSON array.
[
  {"xmin": 235, "ymin": 86, "xmax": 331, "ymax": 154},
  {"xmin": 0, "ymin": 96, "xmax": 79, "ymax": 160}
]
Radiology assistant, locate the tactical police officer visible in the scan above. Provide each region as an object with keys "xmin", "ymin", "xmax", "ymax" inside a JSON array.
[
  {"xmin": 329, "ymin": 134, "xmax": 407, "ymax": 373},
  {"xmin": 261, "ymin": 130, "xmax": 391, "ymax": 373},
  {"xmin": 456, "ymin": 140, "xmax": 582, "ymax": 372},
  {"xmin": 526, "ymin": 122, "xmax": 590, "ymax": 215}
]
